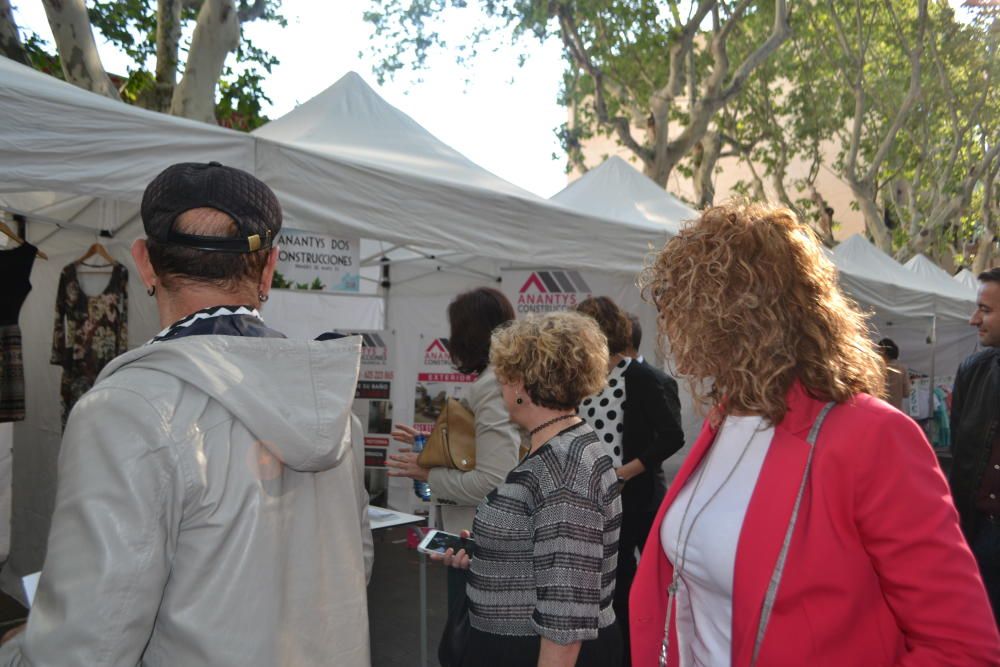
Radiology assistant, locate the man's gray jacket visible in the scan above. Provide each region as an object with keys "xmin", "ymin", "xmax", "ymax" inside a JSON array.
[{"xmin": 0, "ymin": 334, "xmax": 373, "ymax": 666}]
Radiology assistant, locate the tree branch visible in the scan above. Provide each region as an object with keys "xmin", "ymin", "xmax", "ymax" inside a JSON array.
[
  {"xmin": 557, "ymin": 7, "xmax": 653, "ymax": 166},
  {"xmin": 862, "ymin": 0, "xmax": 927, "ymax": 184},
  {"xmin": 0, "ymin": 0, "xmax": 30, "ymax": 65},
  {"xmin": 170, "ymin": 0, "xmax": 240, "ymax": 122},
  {"xmin": 41, "ymin": 0, "xmax": 119, "ymax": 99},
  {"xmin": 237, "ymin": 0, "xmax": 268, "ymax": 22},
  {"xmin": 136, "ymin": 0, "xmax": 184, "ymax": 112},
  {"xmin": 661, "ymin": 0, "xmax": 790, "ymax": 178}
]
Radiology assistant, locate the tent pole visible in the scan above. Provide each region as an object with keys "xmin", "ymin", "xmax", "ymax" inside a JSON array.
[
  {"xmin": 360, "ymin": 243, "xmax": 403, "ymax": 266},
  {"xmin": 1, "ymin": 206, "xmax": 97, "ymax": 234},
  {"xmin": 380, "ymin": 256, "xmax": 391, "ymax": 329},
  {"xmin": 362, "ymin": 251, "xmax": 466, "ymax": 268},
  {"xmin": 928, "ymin": 313, "xmax": 937, "ymax": 429}
]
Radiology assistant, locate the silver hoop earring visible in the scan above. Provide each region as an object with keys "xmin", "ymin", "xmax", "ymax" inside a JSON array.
[
  {"xmin": 258, "ymin": 292, "xmax": 269, "ymax": 303},
  {"xmin": 146, "ymin": 285, "xmax": 156, "ymax": 297}
]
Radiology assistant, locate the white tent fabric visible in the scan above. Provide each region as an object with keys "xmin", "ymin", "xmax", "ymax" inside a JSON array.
[
  {"xmin": 550, "ymin": 156, "xmax": 695, "ymax": 234},
  {"xmin": 955, "ymin": 268, "xmax": 979, "ymax": 291},
  {"xmin": 832, "ymin": 235, "xmax": 976, "ymax": 321},
  {"xmin": 250, "ymin": 72, "xmax": 666, "ymax": 274},
  {"xmin": 0, "ymin": 60, "xmax": 668, "ymax": 274},
  {"xmin": 0, "ymin": 59, "xmax": 682, "ymax": 574},
  {"xmin": 0, "ymin": 58, "xmax": 253, "ymax": 214},
  {"xmin": 832, "ymin": 236, "xmax": 977, "ymax": 394},
  {"xmin": 904, "ymin": 254, "xmax": 978, "ymax": 302}
]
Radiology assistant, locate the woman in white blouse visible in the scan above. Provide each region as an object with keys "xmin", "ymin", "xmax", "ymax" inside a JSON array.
[{"xmin": 629, "ymin": 201, "xmax": 998, "ymax": 666}]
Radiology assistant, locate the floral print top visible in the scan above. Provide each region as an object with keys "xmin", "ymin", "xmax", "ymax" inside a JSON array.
[{"xmin": 51, "ymin": 262, "xmax": 129, "ymax": 426}]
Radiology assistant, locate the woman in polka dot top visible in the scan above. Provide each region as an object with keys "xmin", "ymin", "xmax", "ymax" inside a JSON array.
[{"xmin": 576, "ymin": 296, "xmax": 685, "ymax": 667}]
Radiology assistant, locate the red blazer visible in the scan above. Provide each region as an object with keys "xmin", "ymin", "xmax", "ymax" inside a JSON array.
[{"xmin": 630, "ymin": 382, "xmax": 1000, "ymax": 667}]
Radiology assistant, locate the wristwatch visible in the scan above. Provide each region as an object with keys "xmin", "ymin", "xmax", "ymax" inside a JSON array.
[{"xmin": 616, "ymin": 475, "xmax": 626, "ymax": 485}]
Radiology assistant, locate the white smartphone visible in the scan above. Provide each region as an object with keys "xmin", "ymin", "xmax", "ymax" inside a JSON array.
[{"xmin": 417, "ymin": 529, "xmax": 475, "ymax": 556}]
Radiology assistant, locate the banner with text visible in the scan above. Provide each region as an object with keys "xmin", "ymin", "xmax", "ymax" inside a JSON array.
[
  {"xmin": 336, "ymin": 330, "xmax": 397, "ymax": 468},
  {"xmin": 274, "ymin": 228, "xmax": 360, "ymax": 293}
]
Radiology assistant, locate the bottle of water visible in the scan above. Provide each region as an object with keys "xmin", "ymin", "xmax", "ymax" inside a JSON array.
[{"xmin": 412, "ymin": 433, "xmax": 432, "ymax": 502}]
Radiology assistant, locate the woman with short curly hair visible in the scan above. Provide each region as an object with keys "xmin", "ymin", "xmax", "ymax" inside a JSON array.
[
  {"xmin": 439, "ymin": 311, "xmax": 625, "ymax": 667},
  {"xmin": 630, "ymin": 202, "xmax": 999, "ymax": 666}
]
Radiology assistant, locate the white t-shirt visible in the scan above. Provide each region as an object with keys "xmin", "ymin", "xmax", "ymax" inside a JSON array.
[{"xmin": 660, "ymin": 415, "xmax": 774, "ymax": 667}]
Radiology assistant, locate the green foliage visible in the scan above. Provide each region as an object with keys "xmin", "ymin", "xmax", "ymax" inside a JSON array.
[
  {"xmin": 269, "ymin": 271, "xmax": 326, "ymax": 291},
  {"xmin": 21, "ymin": 0, "xmax": 284, "ymax": 129},
  {"xmin": 217, "ymin": 38, "xmax": 279, "ymax": 130},
  {"xmin": 21, "ymin": 32, "xmax": 62, "ymax": 78},
  {"xmin": 271, "ymin": 270, "xmax": 292, "ymax": 289}
]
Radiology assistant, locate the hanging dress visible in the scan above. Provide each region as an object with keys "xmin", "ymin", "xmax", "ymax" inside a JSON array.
[
  {"xmin": 0, "ymin": 242, "xmax": 38, "ymax": 422},
  {"xmin": 50, "ymin": 262, "xmax": 129, "ymax": 427}
]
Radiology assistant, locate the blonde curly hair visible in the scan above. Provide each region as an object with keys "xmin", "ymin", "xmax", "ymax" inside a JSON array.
[
  {"xmin": 489, "ymin": 311, "xmax": 609, "ymax": 410},
  {"xmin": 639, "ymin": 200, "xmax": 885, "ymax": 424}
]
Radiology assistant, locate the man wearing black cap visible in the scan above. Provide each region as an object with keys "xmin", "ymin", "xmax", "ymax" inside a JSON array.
[{"xmin": 0, "ymin": 163, "xmax": 373, "ymax": 666}]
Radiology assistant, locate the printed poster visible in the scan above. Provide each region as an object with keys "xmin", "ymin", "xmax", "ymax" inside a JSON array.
[
  {"xmin": 273, "ymin": 227, "xmax": 360, "ymax": 293},
  {"xmin": 413, "ymin": 337, "xmax": 477, "ymax": 436},
  {"xmin": 341, "ymin": 330, "xmax": 396, "ymax": 468}
]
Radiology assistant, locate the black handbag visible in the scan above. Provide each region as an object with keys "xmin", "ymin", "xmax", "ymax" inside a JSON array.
[{"xmin": 438, "ymin": 579, "xmax": 471, "ymax": 667}]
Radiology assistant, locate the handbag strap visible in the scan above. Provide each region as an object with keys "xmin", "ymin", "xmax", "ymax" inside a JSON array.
[{"xmin": 749, "ymin": 401, "xmax": 836, "ymax": 667}]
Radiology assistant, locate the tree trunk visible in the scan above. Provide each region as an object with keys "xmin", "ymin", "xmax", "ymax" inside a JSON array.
[
  {"xmin": 848, "ymin": 180, "xmax": 893, "ymax": 252},
  {"xmin": 972, "ymin": 234, "xmax": 994, "ymax": 275},
  {"xmin": 137, "ymin": 0, "xmax": 183, "ymax": 111},
  {"xmin": 809, "ymin": 186, "xmax": 836, "ymax": 247},
  {"xmin": 0, "ymin": 0, "xmax": 29, "ymax": 65},
  {"xmin": 973, "ymin": 164, "xmax": 998, "ymax": 274},
  {"xmin": 691, "ymin": 131, "xmax": 721, "ymax": 209},
  {"xmin": 41, "ymin": 0, "xmax": 119, "ymax": 99},
  {"xmin": 169, "ymin": 0, "xmax": 239, "ymax": 122}
]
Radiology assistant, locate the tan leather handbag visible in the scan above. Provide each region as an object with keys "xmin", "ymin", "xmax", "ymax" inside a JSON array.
[{"xmin": 418, "ymin": 398, "xmax": 477, "ymax": 471}]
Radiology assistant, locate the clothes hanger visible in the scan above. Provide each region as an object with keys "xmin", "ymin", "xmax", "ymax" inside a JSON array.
[
  {"xmin": 0, "ymin": 220, "xmax": 48, "ymax": 259},
  {"xmin": 74, "ymin": 242, "xmax": 117, "ymax": 270}
]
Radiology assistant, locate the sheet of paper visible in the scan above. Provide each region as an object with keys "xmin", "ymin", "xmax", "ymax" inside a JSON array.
[{"xmin": 22, "ymin": 572, "xmax": 40, "ymax": 607}]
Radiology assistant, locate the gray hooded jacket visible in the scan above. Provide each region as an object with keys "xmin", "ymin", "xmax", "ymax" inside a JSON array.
[{"xmin": 0, "ymin": 334, "xmax": 372, "ymax": 666}]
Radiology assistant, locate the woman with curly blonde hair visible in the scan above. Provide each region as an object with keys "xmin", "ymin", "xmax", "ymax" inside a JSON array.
[
  {"xmin": 629, "ymin": 202, "xmax": 999, "ymax": 666},
  {"xmin": 437, "ymin": 311, "xmax": 624, "ymax": 667}
]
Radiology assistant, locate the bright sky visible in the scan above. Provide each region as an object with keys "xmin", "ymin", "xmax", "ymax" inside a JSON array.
[{"xmin": 12, "ymin": 0, "xmax": 570, "ymax": 197}]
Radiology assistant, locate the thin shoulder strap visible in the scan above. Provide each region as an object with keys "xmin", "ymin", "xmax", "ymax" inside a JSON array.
[{"xmin": 750, "ymin": 401, "xmax": 836, "ymax": 667}]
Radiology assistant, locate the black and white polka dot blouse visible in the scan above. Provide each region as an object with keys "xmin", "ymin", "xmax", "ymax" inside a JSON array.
[{"xmin": 579, "ymin": 357, "xmax": 629, "ymax": 467}]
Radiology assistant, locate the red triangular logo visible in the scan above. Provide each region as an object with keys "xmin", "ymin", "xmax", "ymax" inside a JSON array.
[
  {"xmin": 520, "ymin": 273, "xmax": 547, "ymax": 293},
  {"xmin": 426, "ymin": 339, "xmax": 449, "ymax": 354}
]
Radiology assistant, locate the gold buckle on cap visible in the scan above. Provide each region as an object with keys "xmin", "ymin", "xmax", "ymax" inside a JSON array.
[{"xmin": 247, "ymin": 234, "xmax": 261, "ymax": 251}]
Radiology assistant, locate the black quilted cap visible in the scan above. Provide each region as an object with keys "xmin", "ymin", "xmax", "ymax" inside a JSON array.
[{"xmin": 141, "ymin": 162, "xmax": 282, "ymax": 253}]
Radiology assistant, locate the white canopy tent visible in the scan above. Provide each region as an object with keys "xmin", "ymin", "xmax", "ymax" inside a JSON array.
[
  {"xmin": 955, "ymin": 268, "xmax": 980, "ymax": 291},
  {"xmin": 0, "ymin": 59, "xmax": 681, "ymax": 571},
  {"xmin": 904, "ymin": 253, "xmax": 979, "ymax": 303},
  {"xmin": 550, "ymin": 156, "xmax": 695, "ymax": 235},
  {"xmin": 832, "ymin": 236, "xmax": 977, "ymax": 411}
]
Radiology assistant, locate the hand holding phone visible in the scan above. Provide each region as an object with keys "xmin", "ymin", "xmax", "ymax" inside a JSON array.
[{"xmin": 417, "ymin": 529, "xmax": 474, "ymax": 569}]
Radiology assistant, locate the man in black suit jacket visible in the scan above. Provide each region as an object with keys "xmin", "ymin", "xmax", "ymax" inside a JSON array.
[
  {"xmin": 578, "ymin": 303, "xmax": 685, "ymax": 667},
  {"xmin": 618, "ymin": 313, "xmax": 684, "ymax": 664},
  {"xmin": 622, "ymin": 316, "xmax": 684, "ymax": 508}
]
